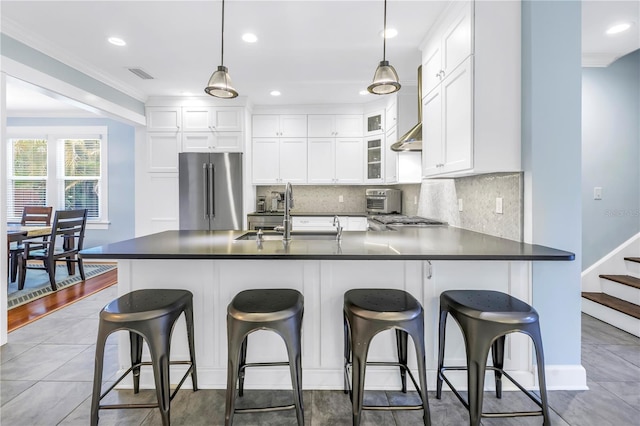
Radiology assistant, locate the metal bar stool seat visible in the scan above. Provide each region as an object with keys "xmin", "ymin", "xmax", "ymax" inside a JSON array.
[
  {"xmin": 343, "ymin": 288, "xmax": 431, "ymax": 426},
  {"xmin": 91, "ymin": 289, "xmax": 198, "ymax": 426},
  {"xmin": 436, "ymin": 290, "xmax": 551, "ymax": 426},
  {"xmin": 225, "ymin": 288, "xmax": 304, "ymax": 426}
]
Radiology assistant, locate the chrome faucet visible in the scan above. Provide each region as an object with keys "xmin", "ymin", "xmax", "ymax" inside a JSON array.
[
  {"xmin": 333, "ymin": 215, "xmax": 343, "ymax": 242},
  {"xmin": 275, "ymin": 182, "xmax": 294, "ymax": 243}
]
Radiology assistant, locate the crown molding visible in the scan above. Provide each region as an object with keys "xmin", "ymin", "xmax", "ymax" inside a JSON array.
[
  {"xmin": 1, "ymin": 18, "xmax": 147, "ymax": 102},
  {"xmin": 582, "ymin": 52, "xmax": 619, "ymax": 68}
]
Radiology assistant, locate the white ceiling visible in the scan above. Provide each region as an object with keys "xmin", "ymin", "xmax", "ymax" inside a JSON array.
[{"xmin": 2, "ymin": 0, "xmax": 639, "ymax": 116}]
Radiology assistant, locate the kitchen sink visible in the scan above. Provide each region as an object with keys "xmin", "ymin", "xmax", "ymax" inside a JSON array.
[{"xmin": 235, "ymin": 231, "xmax": 339, "ymax": 241}]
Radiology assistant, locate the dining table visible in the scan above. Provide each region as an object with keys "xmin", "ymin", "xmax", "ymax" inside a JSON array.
[{"xmin": 6, "ymin": 224, "xmax": 61, "ymax": 279}]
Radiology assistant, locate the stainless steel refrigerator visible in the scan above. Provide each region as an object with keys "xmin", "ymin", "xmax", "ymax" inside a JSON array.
[{"xmin": 179, "ymin": 152, "xmax": 243, "ymax": 230}]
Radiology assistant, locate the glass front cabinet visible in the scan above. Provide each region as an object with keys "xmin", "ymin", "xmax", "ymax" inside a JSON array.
[{"xmin": 366, "ymin": 136, "xmax": 384, "ymax": 183}]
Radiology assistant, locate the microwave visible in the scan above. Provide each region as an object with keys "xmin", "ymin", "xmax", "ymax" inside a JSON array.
[{"xmin": 366, "ymin": 188, "xmax": 402, "ymax": 214}]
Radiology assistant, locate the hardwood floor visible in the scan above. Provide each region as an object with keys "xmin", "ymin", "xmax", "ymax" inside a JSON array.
[{"xmin": 7, "ymin": 265, "xmax": 117, "ymax": 332}]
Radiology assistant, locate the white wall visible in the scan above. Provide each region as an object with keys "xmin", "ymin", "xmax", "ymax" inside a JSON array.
[{"xmin": 582, "ymin": 49, "xmax": 640, "ymax": 270}]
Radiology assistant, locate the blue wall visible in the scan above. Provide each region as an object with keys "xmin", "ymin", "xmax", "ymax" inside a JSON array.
[
  {"xmin": 522, "ymin": 0, "xmax": 583, "ymax": 366},
  {"xmin": 6, "ymin": 117, "xmax": 135, "ymax": 248},
  {"xmin": 582, "ymin": 49, "xmax": 640, "ymax": 270}
]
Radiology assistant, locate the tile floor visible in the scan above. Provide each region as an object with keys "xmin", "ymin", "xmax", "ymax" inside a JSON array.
[{"xmin": 1, "ymin": 285, "xmax": 639, "ymax": 425}]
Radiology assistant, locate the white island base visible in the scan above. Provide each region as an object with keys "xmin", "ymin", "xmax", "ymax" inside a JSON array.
[{"xmin": 112, "ymin": 258, "xmax": 550, "ymax": 392}]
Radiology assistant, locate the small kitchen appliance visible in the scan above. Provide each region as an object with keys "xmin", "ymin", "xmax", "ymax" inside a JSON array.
[
  {"xmin": 366, "ymin": 188, "xmax": 402, "ymax": 214},
  {"xmin": 256, "ymin": 196, "xmax": 266, "ymax": 213}
]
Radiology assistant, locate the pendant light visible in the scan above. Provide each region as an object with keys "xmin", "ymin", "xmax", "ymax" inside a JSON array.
[
  {"xmin": 367, "ymin": 0, "xmax": 401, "ymax": 95},
  {"xmin": 205, "ymin": 0, "xmax": 238, "ymax": 98}
]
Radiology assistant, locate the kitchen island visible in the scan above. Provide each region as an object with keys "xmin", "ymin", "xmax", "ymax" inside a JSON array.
[{"xmin": 80, "ymin": 228, "xmax": 574, "ymax": 391}]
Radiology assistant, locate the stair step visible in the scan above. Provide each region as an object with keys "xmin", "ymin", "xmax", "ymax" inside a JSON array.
[
  {"xmin": 625, "ymin": 257, "xmax": 640, "ymax": 264},
  {"xmin": 582, "ymin": 292, "xmax": 640, "ymax": 320},
  {"xmin": 599, "ymin": 274, "xmax": 640, "ymax": 289}
]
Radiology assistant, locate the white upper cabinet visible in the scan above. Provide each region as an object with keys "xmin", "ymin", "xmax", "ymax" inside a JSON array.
[
  {"xmin": 252, "ymin": 138, "xmax": 307, "ymax": 184},
  {"xmin": 308, "ymin": 115, "xmax": 362, "ymax": 137},
  {"xmin": 422, "ymin": 2, "xmax": 472, "ymax": 96},
  {"xmin": 182, "ymin": 107, "xmax": 243, "ymax": 132},
  {"xmin": 364, "ymin": 110, "xmax": 385, "ymax": 136},
  {"xmin": 253, "ymin": 115, "xmax": 307, "ymax": 137},
  {"xmin": 182, "ymin": 132, "xmax": 243, "ymax": 153},
  {"xmin": 384, "ymin": 127, "xmax": 398, "ymax": 183},
  {"xmin": 147, "ymin": 107, "xmax": 181, "ymax": 131},
  {"xmin": 421, "ymin": 0, "xmax": 520, "ymax": 178},
  {"xmin": 308, "ymin": 138, "xmax": 363, "ymax": 184}
]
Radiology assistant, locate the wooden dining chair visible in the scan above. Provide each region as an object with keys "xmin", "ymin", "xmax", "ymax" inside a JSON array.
[
  {"xmin": 9, "ymin": 206, "xmax": 53, "ymax": 282},
  {"xmin": 18, "ymin": 209, "xmax": 87, "ymax": 291}
]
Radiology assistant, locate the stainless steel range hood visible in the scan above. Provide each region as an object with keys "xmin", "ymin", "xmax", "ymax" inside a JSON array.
[{"xmin": 390, "ymin": 65, "xmax": 422, "ymax": 152}]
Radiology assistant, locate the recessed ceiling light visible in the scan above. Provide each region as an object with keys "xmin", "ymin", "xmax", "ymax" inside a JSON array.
[
  {"xmin": 606, "ymin": 22, "xmax": 632, "ymax": 35},
  {"xmin": 359, "ymin": 90, "xmax": 369, "ymax": 95},
  {"xmin": 107, "ymin": 37, "xmax": 126, "ymax": 46},
  {"xmin": 270, "ymin": 90, "xmax": 281, "ymax": 97},
  {"xmin": 242, "ymin": 33, "xmax": 258, "ymax": 43},
  {"xmin": 379, "ymin": 28, "xmax": 398, "ymax": 39}
]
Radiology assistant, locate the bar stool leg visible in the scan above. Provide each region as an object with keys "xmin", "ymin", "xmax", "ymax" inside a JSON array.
[
  {"xmin": 466, "ymin": 338, "xmax": 492, "ymax": 426},
  {"xmin": 280, "ymin": 319, "xmax": 305, "ymax": 426},
  {"xmin": 225, "ymin": 321, "xmax": 246, "ymax": 426},
  {"xmin": 436, "ymin": 308, "xmax": 448, "ymax": 399},
  {"xmin": 183, "ymin": 305, "xmax": 199, "ymax": 391},
  {"xmin": 395, "ymin": 329, "xmax": 408, "ymax": 393},
  {"xmin": 343, "ymin": 313, "xmax": 351, "ymax": 395},
  {"xmin": 238, "ymin": 337, "xmax": 248, "ymax": 397},
  {"xmin": 148, "ymin": 332, "xmax": 172, "ymax": 426},
  {"xmin": 130, "ymin": 332, "xmax": 143, "ymax": 393},
  {"xmin": 491, "ymin": 336, "xmax": 505, "ymax": 398},
  {"xmin": 529, "ymin": 326, "xmax": 551, "ymax": 426},
  {"xmin": 349, "ymin": 318, "xmax": 373, "ymax": 426},
  {"xmin": 406, "ymin": 322, "xmax": 431, "ymax": 426},
  {"xmin": 91, "ymin": 325, "xmax": 110, "ymax": 426}
]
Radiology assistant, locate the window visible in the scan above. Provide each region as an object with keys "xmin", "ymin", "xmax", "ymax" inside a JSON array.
[{"xmin": 6, "ymin": 127, "xmax": 108, "ymax": 226}]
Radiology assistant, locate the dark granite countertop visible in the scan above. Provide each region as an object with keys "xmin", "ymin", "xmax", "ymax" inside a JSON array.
[{"xmin": 80, "ymin": 228, "xmax": 574, "ymax": 261}]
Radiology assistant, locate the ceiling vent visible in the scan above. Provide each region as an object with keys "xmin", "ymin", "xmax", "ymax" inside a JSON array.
[{"xmin": 127, "ymin": 68, "xmax": 154, "ymax": 80}]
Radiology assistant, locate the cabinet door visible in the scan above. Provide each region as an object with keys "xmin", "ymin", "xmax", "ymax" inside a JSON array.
[
  {"xmin": 253, "ymin": 115, "xmax": 280, "ymax": 137},
  {"xmin": 422, "ymin": 87, "xmax": 443, "ymax": 177},
  {"xmin": 147, "ymin": 107, "xmax": 181, "ymax": 131},
  {"xmin": 364, "ymin": 110, "xmax": 384, "ymax": 136},
  {"xmin": 214, "ymin": 132, "xmax": 243, "ymax": 152},
  {"xmin": 442, "ymin": 2, "xmax": 473, "ymax": 77},
  {"xmin": 292, "ymin": 216, "xmax": 334, "ymax": 231},
  {"xmin": 441, "ymin": 57, "xmax": 473, "ymax": 173},
  {"xmin": 335, "ymin": 115, "xmax": 363, "ymax": 137},
  {"xmin": 148, "ymin": 132, "xmax": 180, "ymax": 172},
  {"xmin": 307, "ymin": 138, "xmax": 335, "ymax": 184},
  {"xmin": 422, "ymin": 39, "xmax": 442, "ymax": 96},
  {"xmin": 182, "ymin": 107, "xmax": 213, "ymax": 131},
  {"xmin": 307, "ymin": 115, "xmax": 335, "ymax": 137},
  {"xmin": 335, "ymin": 138, "xmax": 363, "ymax": 184},
  {"xmin": 252, "ymin": 138, "xmax": 280, "ymax": 184},
  {"xmin": 365, "ymin": 136, "xmax": 384, "ymax": 183},
  {"xmin": 214, "ymin": 108, "xmax": 243, "ymax": 131},
  {"xmin": 280, "ymin": 115, "xmax": 307, "ymax": 137},
  {"xmin": 182, "ymin": 132, "xmax": 214, "ymax": 152},
  {"xmin": 279, "ymin": 138, "xmax": 308, "ymax": 184},
  {"xmin": 384, "ymin": 127, "xmax": 398, "ymax": 183},
  {"xmin": 385, "ymin": 101, "xmax": 397, "ymax": 131},
  {"xmin": 346, "ymin": 216, "xmax": 368, "ymax": 231}
]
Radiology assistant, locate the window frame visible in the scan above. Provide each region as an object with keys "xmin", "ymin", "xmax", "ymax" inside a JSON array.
[{"xmin": 6, "ymin": 126, "xmax": 109, "ymax": 229}]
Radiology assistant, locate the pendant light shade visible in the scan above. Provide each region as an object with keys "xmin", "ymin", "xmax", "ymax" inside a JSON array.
[
  {"xmin": 205, "ymin": 0, "xmax": 238, "ymax": 98},
  {"xmin": 368, "ymin": 0, "xmax": 400, "ymax": 95}
]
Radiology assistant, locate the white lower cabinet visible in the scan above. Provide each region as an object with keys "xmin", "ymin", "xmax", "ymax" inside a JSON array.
[
  {"xmin": 308, "ymin": 138, "xmax": 363, "ymax": 184},
  {"xmin": 252, "ymin": 138, "xmax": 307, "ymax": 184}
]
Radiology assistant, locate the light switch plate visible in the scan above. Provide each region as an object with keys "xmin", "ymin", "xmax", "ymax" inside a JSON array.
[
  {"xmin": 594, "ymin": 187, "xmax": 602, "ymax": 200},
  {"xmin": 458, "ymin": 198, "xmax": 463, "ymax": 212}
]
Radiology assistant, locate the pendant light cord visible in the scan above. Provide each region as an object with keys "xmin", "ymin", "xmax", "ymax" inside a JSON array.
[
  {"xmin": 220, "ymin": 0, "xmax": 225, "ymax": 66},
  {"xmin": 382, "ymin": 0, "xmax": 387, "ymax": 61}
]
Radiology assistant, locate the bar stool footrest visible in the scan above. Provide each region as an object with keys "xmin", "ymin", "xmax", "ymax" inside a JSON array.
[
  {"xmin": 235, "ymin": 404, "xmax": 296, "ymax": 414},
  {"xmin": 97, "ymin": 360, "xmax": 196, "ymax": 410},
  {"xmin": 344, "ymin": 361, "xmax": 425, "ymax": 407},
  {"xmin": 439, "ymin": 366, "xmax": 545, "ymax": 418}
]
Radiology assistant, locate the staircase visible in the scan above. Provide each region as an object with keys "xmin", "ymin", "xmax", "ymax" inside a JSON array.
[{"xmin": 582, "ymin": 257, "xmax": 640, "ymax": 337}]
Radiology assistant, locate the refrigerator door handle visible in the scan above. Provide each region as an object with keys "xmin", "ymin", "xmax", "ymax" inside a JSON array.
[
  {"xmin": 208, "ymin": 163, "xmax": 215, "ymax": 219},
  {"xmin": 202, "ymin": 163, "xmax": 209, "ymax": 220}
]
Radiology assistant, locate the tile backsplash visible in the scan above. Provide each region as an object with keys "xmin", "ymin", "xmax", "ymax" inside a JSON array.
[
  {"xmin": 417, "ymin": 172, "xmax": 523, "ymax": 241},
  {"xmin": 256, "ymin": 184, "xmax": 421, "ymax": 215}
]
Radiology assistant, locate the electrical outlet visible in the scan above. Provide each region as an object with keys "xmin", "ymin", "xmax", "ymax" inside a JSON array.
[
  {"xmin": 496, "ymin": 197, "xmax": 503, "ymax": 214},
  {"xmin": 414, "ymin": 195, "xmax": 418, "ymax": 205},
  {"xmin": 594, "ymin": 187, "xmax": 602, "ymax": 200},
  {"xmin": 458, "ymin": 198, "xmax": 463, "ymax": 212},
  {"xmin": 338, "ymin": 195, "xmax": 344, "ymax": 203}
]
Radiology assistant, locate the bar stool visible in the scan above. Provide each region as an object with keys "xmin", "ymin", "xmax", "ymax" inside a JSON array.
[
  {"xmin": 225, "ymin": 288, "xmax": 304, "ymax": 426},
  {"xmin": 436, "ymin": 290, "xmax": 551, "ymax": 426},
  {"xmin": 91, "ymin": 289, "xmax": 198, "ymax": 426},
  {"xmin": 343, "ymin": 288, "xmax": 431, "ymax": 426}
]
